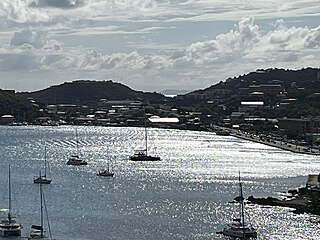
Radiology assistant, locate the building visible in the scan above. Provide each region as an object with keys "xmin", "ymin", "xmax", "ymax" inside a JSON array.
[
  {"xmin": 306, "ymin": 174, "xmax": 320, "ymax": 189},
  {"xmin": 278, "ymin": 117, "xmax": 320, "ymax": 136},
  {"xmin": 249, "ymin": 84, "xmax": 283, "ymax": 95},
  {"xmin": 0, "ymin": 115, "xmax": 15, "ymax": 124},
  {"xmin": 277, "ymin": 118, "xmax": 311, "ymax": 135}
]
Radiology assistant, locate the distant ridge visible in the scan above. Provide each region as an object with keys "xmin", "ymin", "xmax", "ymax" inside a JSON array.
[
  {"xmin": 18, "ymin": 80, "xmax": 165, "ymax": 104},
  {"xmin": 187, "ymin": 67, "xmax": 320, "ymax": 95},
  {"xmin": 161, "ymin": 89, "xmax": 191, "ymax": 96}
]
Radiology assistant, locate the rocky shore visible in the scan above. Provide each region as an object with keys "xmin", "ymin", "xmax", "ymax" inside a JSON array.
[{"xmin": 246, "ymin": 187, "xmax": 320, "ymax": 215}]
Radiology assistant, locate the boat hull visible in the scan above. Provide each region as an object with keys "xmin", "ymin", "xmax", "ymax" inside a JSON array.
[
  {"xmin": 97, "ymin": 172, "xmax": 114, "ymax": 177},
  {"xmin": 67, "ymin": 160, "xmax": 88, "ymax": 165},
  {"xmin": 222, "ymin": 227, "xmax": 257, "ymax": 238},
  {"xmin": 33, "ymin": 178, "xmax": 52, "ymax": 184},
  {"xmin": 130, "ymin": 155, "xmax": 160, "ymax": 161},
  {"xmin": 0, "ymin": 226, "xmax": 22, "ymax": 237}
]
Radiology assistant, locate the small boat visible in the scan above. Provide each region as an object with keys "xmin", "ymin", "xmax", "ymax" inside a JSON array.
[
  {"xmin": 67, "ymin": 128, "xmax": 88, "ymax": 165},
  {"xmin": 215, "ymin": 128, "xmax": 230, "ymax": 136},
  {"xmin": 130, "ymin": 150, "xmax": 160, "ymax": 161},
  {"xmin": 34, "ymin": 146, "xmax": 52, "ymax": 184},
  {"xmin": 28, "ymin": 183, "xmax": 53, "ymax": 240},
  {"xmin": 0, "ymin": 165, "xmax": 22, "ymax": 237},
  {"xmin": 97, "ymin": 162, "xmax": 114, "ymax": 177},
  {"xmin": 67, "ymin": 155, "xmax": 88, "ymax": 166},
  {"xmin": 130, "ymin": 118, "xmax": 160, "ymax": 161},
  {"xmin": 221, "ymin": 173, "xmax": 257, "ymax": 239}
]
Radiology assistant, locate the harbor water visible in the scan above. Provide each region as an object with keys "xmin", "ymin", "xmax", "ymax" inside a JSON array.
[{"xmin": 0, "ymin": 125, "xmax": 320, "ymax": 240}]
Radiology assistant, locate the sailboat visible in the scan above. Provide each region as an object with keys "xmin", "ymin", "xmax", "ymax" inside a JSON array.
[
  {"xmin": 0, "ymin": 165, "xmax": 22, "ymax": 237},
  {"xmin": 97, "ymin": 161, "xmax": 114, "ymax": 177},
  {"xmin": 28, "ymin": 183, "xmax": 53, "ymax": 240},
  {"xmin": 67, "ymin": 128, "xmax": 88, "ymax": 165},
  {"xmin": 221, "ymin": 172, "xmax": 257, "ymax": 238},
  {"xmin": 34, "ymin": 146, "xmax": 52, "ymax": 184},
  {"xmin": 130, "ymin": 118, "xmax": 160, "ymax": 161}
]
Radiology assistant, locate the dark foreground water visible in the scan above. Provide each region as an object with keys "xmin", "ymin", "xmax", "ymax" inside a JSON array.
[{"xmin": 0, "ymin": 125, "xmax": 320, "ymax": 240}]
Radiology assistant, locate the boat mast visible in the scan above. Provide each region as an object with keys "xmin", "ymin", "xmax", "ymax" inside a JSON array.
[
  {"xmin": 76, "ymin": 128, "xmax": 79, "ymax": 156},
  {"xmin": 8, "ymin": 165, "xmax": 12, "ymax": 224},
  {"xmin": 44, "ymin": 145, "xmax": 47, "ymax": 178},
  {"xmin": 145, "ymin": 119, "xmax": 148, "ymax": 156},
  {"xmin": 40, "ymin": 183, "xmax": 44, "ymax": 238},
  {"xmin": 238, "ymin": 172, "xmax": 245, "ymax": 226}
]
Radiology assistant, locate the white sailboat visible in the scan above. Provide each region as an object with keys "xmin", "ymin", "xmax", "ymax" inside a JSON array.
[
  {"xmin": 97, "ymin": 161, "xmax": 114, "ymax": 177},
  {"xmin": 221, "ymin": 172, "xmax": 257, "ymax": 238},
  {"xmin": 28, "ymin": 183, "xmax": 53, "ymax": 240},
  {"xmin": 67, "ymin": 128, "xmax": 87, "ymax": 165},
  {"xmin": 0, "ymin": 165, "xmax": 22, "ymax": 237},
  {"xmin": 34, "ymin": 145, "xmax": 52, "ymax": 184},
  {"xmin": 130, "ymin": 118, "xmax": 160, "ymax": 161}
]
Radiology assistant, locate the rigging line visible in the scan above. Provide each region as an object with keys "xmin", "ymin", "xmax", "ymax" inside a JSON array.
[{"xmin": 43, "ymin": 190, "xmax": 52, "ymax": 239}]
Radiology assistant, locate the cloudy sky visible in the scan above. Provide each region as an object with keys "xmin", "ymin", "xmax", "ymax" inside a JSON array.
[{"xmin": 0, "ymin": 0, "xmax": 319, "ymax": 93}]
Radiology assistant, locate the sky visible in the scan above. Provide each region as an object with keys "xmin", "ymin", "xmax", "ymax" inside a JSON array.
[{"xmin": 0, "ymin": 0, "xmax": 319, "ymax": 93}]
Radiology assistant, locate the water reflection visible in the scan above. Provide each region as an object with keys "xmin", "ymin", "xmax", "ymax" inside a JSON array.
[{"xmin": 0, "ymin": 126, "xmax": 319, "ymax": 239}]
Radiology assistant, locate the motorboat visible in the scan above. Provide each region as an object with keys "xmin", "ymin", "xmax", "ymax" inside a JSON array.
[{"xmin": 67, "ymin": 155, "xmax": 87, "ymax": 165}]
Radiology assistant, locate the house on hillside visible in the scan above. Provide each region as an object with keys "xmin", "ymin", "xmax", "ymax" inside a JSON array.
[
  {"xmin": 278, "ymin": 117, "xmax": 320, "ymax": 136},
  {"xmin": 0, "ymin": 115, "xmax": 15, "ymax": 124}
]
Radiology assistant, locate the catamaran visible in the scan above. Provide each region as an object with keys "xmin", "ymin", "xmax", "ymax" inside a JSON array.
[
  {"xmin": 221, "ymin": 172, "xmax": 257, "ymax": 238},
  {"xmin": 0, "ymin": 165, "xmax": 22, "ymax": 237},
  {"xmin": 67, "ymin": 128, "xmax": 88, "ymax": 165},
  {"xmin": 28, "ymin": 183, "xmax": 54, "ymax": 240}
]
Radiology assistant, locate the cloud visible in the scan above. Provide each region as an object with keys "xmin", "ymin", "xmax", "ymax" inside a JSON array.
[
  {"xmin": 170, "ymin": 16, "xmax": 320, "ymax": 68},
  {"xmin": 2, "ymin": 16, "xmax": 320, "ymax": 73},
  {"xmin": 257, "ymin": 20, "xmax": 320, "ymax": 51},
  {"xmin": 0, "ymin": 16, "xmax": 320, "ymax": 92},
  {"xmin": 10, "ymin": 29, "xmax": 62, "ymax": 50},
  {"xmin": 29, "ymin": 0, "xmax": 86, "ymax": 9}
]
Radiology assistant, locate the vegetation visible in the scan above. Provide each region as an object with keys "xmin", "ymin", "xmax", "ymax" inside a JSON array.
[
  {"xmin": 18, "ymin": 80, "xmax": 165, "ymax": 105},
  {"xmin": 0, "ymin": 89, "xmax": 37, "ymax": 122},
  {"xmin": 2, "ymin": 67, "xmax": 320, "ymax": 124}
]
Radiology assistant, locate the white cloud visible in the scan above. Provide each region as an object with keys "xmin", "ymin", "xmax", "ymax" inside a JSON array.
[
  {"xmin": 170, "ymin": 16, "xmax": 320, "ymax": 69},
  {"xmin": 0, "ymin": 0, "xmax": 320, "ymax": 93},
  {"xmin": 10, "ymin": 29, "xmax": 62, "ymax": 51},
  {"xmin": 29, "ymin": 0, "xmax": 86, "ymax": 9}
]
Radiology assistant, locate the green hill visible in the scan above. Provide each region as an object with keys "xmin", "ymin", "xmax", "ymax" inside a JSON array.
[
  {"xmin": 181, "ymin": 67, "xmax": 320, "ymax": 118},
  {"xmin": 191, "ymin": 67, "xmax": 320, "ymax": 93},
  {"xmin": 18, "ymin": 80, "xmax": 165, "ymax": 104},
  {"xmin": 0, "ymin": 89, "xmax": 37, "ymax": 122}
]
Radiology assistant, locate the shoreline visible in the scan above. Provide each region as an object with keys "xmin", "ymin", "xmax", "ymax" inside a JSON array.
[
  {"xmin": 226, "ymin": 129, "xmax": 320, "ymax": 156},
  {"xmin": 247, "ymin": 186, "xmax": 320, "ymax": 216}
]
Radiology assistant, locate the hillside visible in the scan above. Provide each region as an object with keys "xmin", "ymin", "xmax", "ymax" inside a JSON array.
[
  {"xmin": 174, "ymin": 67, "xmax": 320, "ymax": 119},
  {"xmin": 192, "ymin": 67, "xmax": 320, "ymax": 94},
  {"xmin": 18, "ymin": 80, "xmax": 165, "ymax": 105},
  {"xmin": 0, "ymin": 89, "xmax": 37, "ymax": 122}
]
